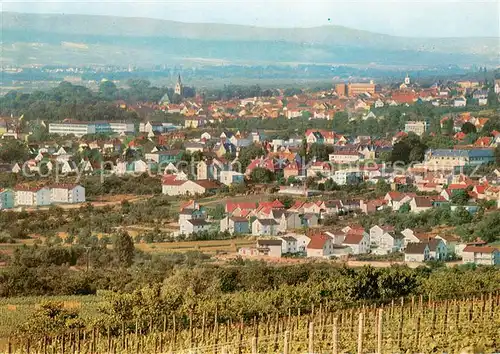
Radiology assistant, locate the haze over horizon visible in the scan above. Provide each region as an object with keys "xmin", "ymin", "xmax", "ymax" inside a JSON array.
[{"xmin": 2, "ymin": 0, "xmax": 499, "ymax": 38}]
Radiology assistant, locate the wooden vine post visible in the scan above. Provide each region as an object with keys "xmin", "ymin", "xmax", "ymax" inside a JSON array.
[
  {"xmin": 283, "ymin": 330, "xmax": 289, "ymax": 354},
  {"xmin": 308, "ymin": 322, "xmax": 314, "ymax": 354},
  {"xmin": 332, "ymin": 316, "xmax": 339, "ymax": 354},
  {"xmin": 397, "ymin": 304, "xmax": 404, "ymax": 350},
  {"xmin": 357, "ymin": 312, "xmax": 364, "ymax": 354},
  {"xmin": 377, "ymin": 309, "xmax": 383, "ymax": 354}
]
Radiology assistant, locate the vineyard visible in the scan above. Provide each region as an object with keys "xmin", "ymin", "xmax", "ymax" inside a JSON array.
[{"xmin": 2, "ymin": 293, "xmax": 499, "ymax": 353}]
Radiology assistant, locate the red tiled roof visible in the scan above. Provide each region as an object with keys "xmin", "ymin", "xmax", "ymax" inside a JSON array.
[
  {"xmin": 448, "ymin": 184, "xmax": 467, "ymax": 190},
  {"xmin": 414, "ymin": 233, "xmax": 434, "ymax": 242},
  {"xmin": 259, "ymin": 199, "xmax": 285, "ymax": 209},
  {"xmin": 343, "ymin": 233, "xmax": 364, "ymax": 245},
  {"xmin": 307, "ymin": 234, "xmax": 331, "ymax": 249},
  {"xmin": 195, "ymin": 180, "xmax": 220, "ymax": 189},
  {"xmin": 474, "ymin": 185, "xmax": 486, "ymax": 194},
  {"xmin": 463, "ymin": 246, "xmax": 497, "ymax": 254},
  {"xmin": 226, "ymin": 202, "xmax": 256, "ymax": 213},
  {"xmin": 290, "ymin": 201, "xmax": 305, "ymax": 210}
]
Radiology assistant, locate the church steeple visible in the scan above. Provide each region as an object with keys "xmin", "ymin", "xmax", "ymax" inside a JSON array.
[
  {"xmin": 175, "ymin": 74, "xmax": 183, "ymax": 96},
  {"xmin": 404, "ymin": 73, "xmax": 410, "ymax": 85}
]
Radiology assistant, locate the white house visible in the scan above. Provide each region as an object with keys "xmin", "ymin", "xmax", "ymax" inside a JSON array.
[
  {"xmin": 15, "ymin": 186, "xmax": 51, "ymax": 207},
  {"xmin": 342, "ymin": 232, "xmax": 370, "ymax": 255},
  {"xmin": 369, "ymin": 225, "xmax": 395, "ymax": 247},
  {"xmin": 324, "ymin": 230, "xmax": 347, "ymax": 245},
  {"xmin": 252, "ymin": 219, "xmax": 279, "ymax": 236},
  {"xmin": 274, "ymin": 211, "xmax": 302, "ymax": 233},
  {"xmin": 219, "ymin": 216, "xmax": 250, "ymax": 235},
  {"xmin": 409, "ymin": 196, "xmax": 433, "ymax": 213},
  {"xmin": 404, "ymin": 243, "xmax": 430, "ymax": 262},
  {"xmin": 462, "ymin": 246, "xmax": 500, "ymax": 265},
  {"xmin": 454, "ymin": 98, "xmax": 467, "ymax": 107},
  {"xmin": 256, "ymin": 239, "xmax": 282, "ymax": 258},
  {"xmin": 278, "ymin": 235, "xmax": 299, "ymax": 254},
  {"xmin": 329, "ymin": 151, "xmax": 363, "ymax": 164},
  {"xmin": 306, "ymin": 234, "xmax": 334, "ymax": 258},
  {"xmin": 376, "ymin": 232, "xmax": 403, "ymax": 254},
  {"xmin": 401, "ymin": 228, "xmax": 419, "ymax": 248},
  {"xmin": 50, "ymin": 184, "xmax": 86, "ymax": 204},
  {"xmin": 295, "ymin": 234, "xmax": 311, "ymax": 252},
  {"xmin": 219, "ymin": 171, "xmax": 245, "ymax": 186},
  {"xmin": 332, "ymin": 169, "xmax": 363, "ymax": 186},
  {"xmin": 181, "ymin": 219, "xmax": 211, "ymax": 236},
  {"xmin": 162, "ymin": 176, "xmax": 219, "ymax": 196},
  {"xmin": 435, "ymin": 234, "xmax": 461, "ymax": 256},
  {"xmin": 427, "ymin": 239, "xmax": 448, "ymax": 261}
]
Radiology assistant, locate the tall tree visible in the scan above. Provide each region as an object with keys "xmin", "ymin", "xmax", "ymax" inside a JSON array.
[
  {"xmin": 0, "ymin": 140, "xmax": 29, "ymax": 163},
  {"xmin": 98, "ymin": 81, "xmax": 118, "ymax": 100},
  {"xmin": 112, "ymin": 230, "xmax": 135, "ymax": 268},
  {"xmin": 249, "ymin": 167, "xmax": 275, "ymax": 183},
  {"xmin": 461, "ymin": 122, "xmax": 477, "ymax": 134}
]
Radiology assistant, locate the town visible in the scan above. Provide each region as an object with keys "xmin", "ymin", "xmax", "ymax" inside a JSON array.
[
  {"xmin": 1, "ymin": 3, "xmax": 500, "ymax": 352},
  {"xmin": 0, "ymin": 72, "xmax": 499, "ymax": 268}
]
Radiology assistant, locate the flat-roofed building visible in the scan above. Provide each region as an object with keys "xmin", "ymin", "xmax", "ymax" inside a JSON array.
[
  {"xmin": 49, "ymin": 121, "xmax": 96, "ymax": 137},
  {"xmin": 348, "ymin": 82, "xmax": 376, "ymax": 96},
  {"xmin": 404, "ymin": 121, "xmax": 429, "ymax": 136}
]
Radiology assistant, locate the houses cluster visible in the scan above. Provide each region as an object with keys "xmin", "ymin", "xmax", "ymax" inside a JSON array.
[
  {"xmin": 237, "ymin": 223, "xmax": 500, "ymax": 266},
  {"xmin": 177, "ymin": 200, "xmax": 212, "ymax": 236},
  {"xmin": 238, "ymin": 226, "xmax": 389, "ymax": 259},
  {"xmin": 220, "ymin": 199, "xmax": 311, "ymax": 236},
  {"xmin": 403, "ymin": 230, "xmax": 500, "ymax": 266},
  {"xmin": 0, "ymin": 184, "xmax": 85, "ymax": 209}
]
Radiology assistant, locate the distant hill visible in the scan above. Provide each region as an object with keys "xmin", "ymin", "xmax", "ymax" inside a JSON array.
[{"xmin": 1, "ymin": 12, "xmax": 498, "ymax": 67}]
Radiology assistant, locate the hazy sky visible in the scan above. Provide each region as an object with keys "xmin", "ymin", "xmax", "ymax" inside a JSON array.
[{"xmin": 2, "ymin": 0, "xmax": 499, "ymax": 37}]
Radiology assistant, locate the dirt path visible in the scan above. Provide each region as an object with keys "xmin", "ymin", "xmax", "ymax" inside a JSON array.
[{"xmin": 12, "ymin": 194, "xmax": 152, "ymax": 212}]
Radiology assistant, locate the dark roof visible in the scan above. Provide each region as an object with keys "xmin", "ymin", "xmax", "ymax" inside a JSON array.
[
  {"xmin": 428, "ymin": 148, "xmax": 494, "ymax": 158},
  {"xmin": 272, "ymin": 210, "xmax": 286, "ymax": 218},
  {"xmin": 255, "ymin": 219, "xmax": 278, "ymax": 226},
  {"xmin": 413, "ymin": 196, "xmax": 433, "ymax": 208},
  {"xmin": 155, "ymin": 149, "xmax": 183, "ymax": 156},
  {"xmin": 325, "ymin": 200, "xmax": 343, "ymax": 208},
  {"xmin": 280, "ymin": 236, "xmax": 297, "ymax": 242},
  {"xmin": 257, "ymin": 239, "xmax": 282, "ymax": 246},
  {"xmin": 405, "ymin": 242, "xmax": 428, "ymax": 254},
  {"xmin": 230, "ymin": 216, "xmax": 248, "ymax": 223},
  {"xmin": 187, "ymin": 219, "xmax": 209, "ymax": 226},
  {"xmin": 427, "ymin": 238, "xmax": 442, "ymax": 252}
]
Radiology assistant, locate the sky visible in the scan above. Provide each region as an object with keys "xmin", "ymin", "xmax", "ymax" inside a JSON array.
[{"xmin": 2, "ymin": 0, "xmax": 499, "ymax": 37}]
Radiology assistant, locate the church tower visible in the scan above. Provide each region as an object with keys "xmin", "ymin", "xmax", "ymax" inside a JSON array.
[
  {"xmin": 174, "ymin": 74, "xmax": 184, "ymax": 96},
  {"xmin": 404, "ymin": 74, "xmax": 410, "ymax": 85}
]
